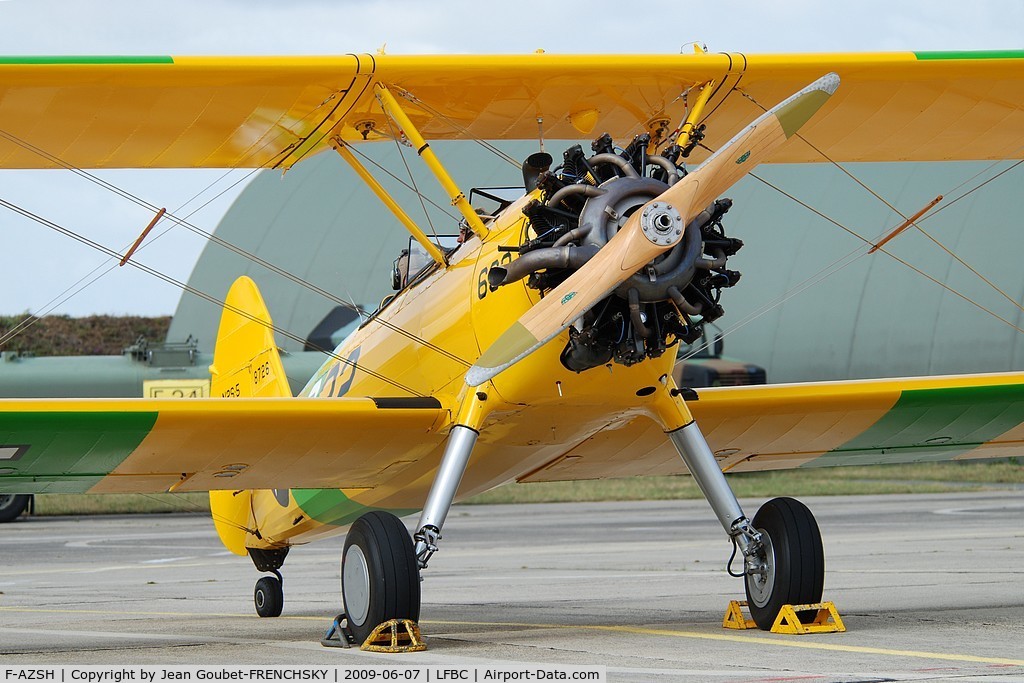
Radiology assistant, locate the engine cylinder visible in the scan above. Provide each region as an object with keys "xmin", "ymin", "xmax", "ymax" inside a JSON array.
[{"xmin": 497, "ymin": 137, "xmax": 742, "ymax": 372}]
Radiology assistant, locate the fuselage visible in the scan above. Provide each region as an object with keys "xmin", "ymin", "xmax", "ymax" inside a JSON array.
[{"xmin": 244, "ymin": 191, "xmax": 676, "ymax": 549}]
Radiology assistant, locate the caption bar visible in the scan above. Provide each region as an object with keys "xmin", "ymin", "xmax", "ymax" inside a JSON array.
[{"xmin": 2, "ymin": 667, "xmax": 606, "ymax": 683}]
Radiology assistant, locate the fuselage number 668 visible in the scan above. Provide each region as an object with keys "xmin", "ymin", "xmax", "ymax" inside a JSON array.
[{"xmin": 477, "ymin": 251, "xmax": 513, "ymax": 299}]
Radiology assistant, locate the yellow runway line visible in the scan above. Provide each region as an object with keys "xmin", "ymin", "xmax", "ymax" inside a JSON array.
[
  {"xmin": 2, "ymin": 608, "xmax": 1021, "ymax": 667},
  {"xmin": 426, "ymin": 620, "xmax": 1024, "ymax": 667},
  {"xmin": 592, "ymin": 624, "xmax": 1024, "ymax": 667}
]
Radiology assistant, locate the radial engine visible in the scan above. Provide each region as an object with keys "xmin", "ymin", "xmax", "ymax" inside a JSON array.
[{"xmin": 488, "ymin": 134, "xmax": 744, "ymax": 373}]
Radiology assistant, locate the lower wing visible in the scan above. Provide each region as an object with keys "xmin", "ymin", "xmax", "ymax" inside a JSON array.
[
  {"xmin": 2, "ymin": 372, "xmax": 1022, "ymax": 494},
  {"xmin": 0, "ymin": 397, "xmax": 445, "ymax": 494},
  {"xmin": 520, "ymin": 372, "xmax": 1024, "ymax": 482}
]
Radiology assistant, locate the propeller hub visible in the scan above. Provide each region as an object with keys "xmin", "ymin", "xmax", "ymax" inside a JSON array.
[{"xmin": 640, "ymin": 201, "xmax": 684, "ymax": 248}]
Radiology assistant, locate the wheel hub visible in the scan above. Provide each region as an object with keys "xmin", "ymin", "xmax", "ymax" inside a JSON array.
[
  {"xmin": 343, "ymin": 544, "xmax": 371, "ymax": 625},
  {"xmin": 745, "ymin": 530, "xmax": 775, "ymax": 608}
]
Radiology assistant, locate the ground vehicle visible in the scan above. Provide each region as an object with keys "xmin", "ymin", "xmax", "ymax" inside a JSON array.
[
  {"xmin": 674, "ymin": 328, "xmax": 767, "ymax": 388},
  {"xmin": 0, "ymin": 493, "xmax": 31, "ymax": 522}
]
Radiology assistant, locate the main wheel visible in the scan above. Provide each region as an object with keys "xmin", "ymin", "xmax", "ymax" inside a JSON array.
[
  {"xmin": 254, "ymin": 575, "xmax": 283, "ymax": 618},
  {"xmin": 341, "ymin": 511, "xmax": 421, "ymax": 644},
  {"xmin": 0, "ymin": 494, "xmax": 31, "ymax": 523},
  {"xmin": 744, "ymin": 497, "xmax": 824, "ymax": 630}
]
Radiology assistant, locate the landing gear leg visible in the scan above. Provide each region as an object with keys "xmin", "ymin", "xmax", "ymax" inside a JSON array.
[
  {"xmin": 339, "ymin": 393, "xmax": 487, "ymax": 642},
  {"xmin": 248, "ymin": 547, "xmax": 289, "ymax": 618},
  {"xmin": 413, "ymin": 392, "xmax": 487, "ymax": 569},
  {"xmin": 652, "ymin": 381, "xmax": 823, "ymax": 630},
  {"xmin": 413, "ymin": 424, "xmax": 479, "ymax": 568}
]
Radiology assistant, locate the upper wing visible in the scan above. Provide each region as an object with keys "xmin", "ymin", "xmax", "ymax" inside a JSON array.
[
  {"xmin": 0, "ymin": 396, "xmax": 446, "ymax": 494},
  {"xmin": 520, "ymin": 371, "xmax": 1024, "ymax": 482},
  {"xmin": 0, "ymin": 51, "xmax": 1021, "ymax": 169}
]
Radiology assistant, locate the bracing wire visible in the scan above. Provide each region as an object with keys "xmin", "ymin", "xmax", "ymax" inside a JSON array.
[
  {"xmin": 735, "ymin": 87, "xmax": 1024, "ymax": 319},
  {"xmin": 747, "ymin": 172, "xmax": 1024, "ymax": 336},
  {"xmin": 679, "ymin": 155, "xmax": 1024, "ymax": 358},
  {"xmin": 0, "ymin": 86, "xmax": 340, "ymax": 320},
  {"xmin": 0, "ymin": 116, "xmax": 471, "ymax": 366},
  {"xmin": 376, "ymin": 92, "xmax": 442, "ymax": 244},
  {"xmin": 678, "ymin": 139, "xmax": 1024, "ymax": 359},
  {"xmin": 128, "ymin": 492, "xmax": 257, "ymax": 536},
  {"xmin": 679, "ymin": 245, "xmax": 868, "ymax": 361},
  {"xmin": 344, "ymin": 143, "xmax": 460, "ymax": 222},
  {"xmin": 0, "ymin": 160, "xmax": 262, "ymax": 348},
  {"xmin": 0, "ymin": 197, "xmax": 425, "ymax": 397}
]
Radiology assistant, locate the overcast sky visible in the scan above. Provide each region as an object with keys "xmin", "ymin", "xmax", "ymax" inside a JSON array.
[{"xmin": 0, "ymin": 0, "xmax": 1020, "ymax": 317}]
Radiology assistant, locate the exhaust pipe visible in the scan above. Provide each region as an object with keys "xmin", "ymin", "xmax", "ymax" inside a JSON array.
[
  {"xmin": 487, "ymin": 244, "xmax": 600, "ymax": 288},
  {"xmin": 522, "ymin": 152, "xmax": 553, "ymax": 192}
]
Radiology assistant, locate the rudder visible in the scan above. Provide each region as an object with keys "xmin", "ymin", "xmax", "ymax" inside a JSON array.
[{"xmin": 209, "ymin": 275, "xmax": 291, "ymax": 400}]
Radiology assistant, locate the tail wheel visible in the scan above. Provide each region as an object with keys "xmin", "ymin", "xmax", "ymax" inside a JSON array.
[
  {"xmin": 341, "ymin": 511, "xmax": 421, "ymax": 644},
  {"xmin": 744, "ymin": 497, "xmax": 824, "ymax": 630},
  {"xmin": 254, "ymin": 574, "xmax": 283, "ymax": 618}
]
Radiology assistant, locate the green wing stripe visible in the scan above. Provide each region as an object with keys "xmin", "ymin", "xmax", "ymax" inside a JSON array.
[
  {"xmin": 0, "ymin": 411, "xmax": 157, "ymax": 493},
  {"xmin": 914, "ymin": 50, "xmax": 1024, "ymax": 61},
  {"xmin": 292, "ymin": 489, "xmax": 415, "ymax": 527},
  {"xmin": 807, "ymin": 383, "xmax": 1024, "ymax": 467},
  {"xmin": 0, "ymin": 56, "xmax": 174, "ymax": 65}
]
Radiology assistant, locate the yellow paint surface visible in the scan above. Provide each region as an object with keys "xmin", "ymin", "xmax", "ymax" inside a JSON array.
[{"xmin": 0, "ymin": 52, "xmax": 1021, "ymax": 169}]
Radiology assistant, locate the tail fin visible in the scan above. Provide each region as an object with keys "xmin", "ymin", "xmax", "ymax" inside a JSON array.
[
  {"xmin": 209, "ymin": 275, "xmax": 291, "ymax": 399},
  {"xmin": 209, "ymin": 276, "xmax": 291, "ymax": 555}
]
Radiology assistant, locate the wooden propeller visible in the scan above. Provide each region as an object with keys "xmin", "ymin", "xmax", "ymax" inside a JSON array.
[{"xmin": 466, "ymin": 73, "xmax": 840, "ymax": 388}]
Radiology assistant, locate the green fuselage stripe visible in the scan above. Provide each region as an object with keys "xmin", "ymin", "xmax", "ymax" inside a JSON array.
[
  {"xmin": 807, "ymin": 383, "xmax": 1024, "ymax": 467},
  {"xmin": 292, "ymin": 489, "xmax": 415, "ymax": 527},
  {"xmin": 0, "ymin": 56, "xmax": 174, "ymax": 65},
  {"xmin": 0, "ymin": 411, "xmax": 157, "ymax": 493},
  {"xmin": 914, "ymin": 50, "xmax": 1024, "ymax": 61}
]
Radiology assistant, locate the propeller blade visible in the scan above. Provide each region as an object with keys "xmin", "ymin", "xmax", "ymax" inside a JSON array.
[{"xmin": 466, "ymin": 73, "xmax": 839, "ymax": 388}]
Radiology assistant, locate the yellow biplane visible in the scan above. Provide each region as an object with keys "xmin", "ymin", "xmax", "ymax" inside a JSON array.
[{"xmin": 1, "ymin": 51, "xmax": 1022, "ymax": 643}]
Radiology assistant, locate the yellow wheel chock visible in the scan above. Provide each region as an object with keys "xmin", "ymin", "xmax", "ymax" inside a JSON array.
[
  {"xmin": 360, "ymin": 619, "xmax": 427, "ymax": 653},
  {"xmin": 770, "ymin": 602, "xmax": 845, "ymax": 634},
  {"xmin": 723, "ymin": 600, "xmax": 845, "ymax": 634},
  {"xmin": 722, "ymin": 600, "xmax": 758, "ymax": 629}
]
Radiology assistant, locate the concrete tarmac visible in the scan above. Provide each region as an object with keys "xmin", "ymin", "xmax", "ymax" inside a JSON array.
[{"xmin": 1, "ymin": 492, "xmax": 1022, "ymax": 681}]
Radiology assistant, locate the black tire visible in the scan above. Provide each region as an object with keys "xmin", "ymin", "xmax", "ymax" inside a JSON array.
[
  {"xmin": 745, "ymin": 497, "xmax": 824, "ymax": 631},
  {"xmin": 0, "ymin": 494, "xmax": 31, "ymax": 523},
  {"xmin": 341, "ymin": 511, "xmax": 421, "ymax": 644},
  {"xmin": 254, "ymin": 575, "xmax": 283, "ymax": 618}
]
